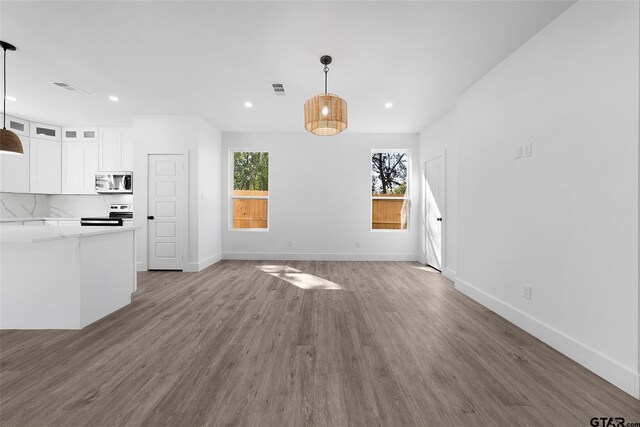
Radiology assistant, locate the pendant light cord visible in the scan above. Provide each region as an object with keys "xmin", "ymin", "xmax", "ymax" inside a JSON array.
[
  {"xmin": 324, "ymin": 65, "xmax": 329, "ymax": 95},
  {"xmin": 3, "ymin": 46, "xmax": 6, "ymax": 129}
]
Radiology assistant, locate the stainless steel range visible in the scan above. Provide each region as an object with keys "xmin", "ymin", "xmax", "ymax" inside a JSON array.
[{"xmin": 81, "ymin": 205, "xmax": 133, "ymax": 226}]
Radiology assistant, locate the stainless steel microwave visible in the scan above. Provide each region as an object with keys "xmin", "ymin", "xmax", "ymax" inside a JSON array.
[{"xmin": 95, "ymin": 172, "xmax": 133, "ymax": 194}]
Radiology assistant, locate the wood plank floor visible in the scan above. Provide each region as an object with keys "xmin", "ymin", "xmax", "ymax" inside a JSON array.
[{"xmin": 1, "ymin": 261, "xmax": 639, "ymax": 426}]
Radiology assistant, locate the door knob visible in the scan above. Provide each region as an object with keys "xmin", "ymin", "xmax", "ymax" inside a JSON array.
[
  {"xmin": 436, "ymin": 217, "xmax": 442, "ymax": 222},
  {"xmin": 147, "ymin": 216, "xmax": 154, "ymax": 220}
]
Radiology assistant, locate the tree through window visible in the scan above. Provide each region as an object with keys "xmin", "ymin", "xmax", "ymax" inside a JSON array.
[
  {"xmin": 371, "ymin": 151, "xmax": 408, "ymax": 229},
  {"xmin": 232, "ymin": 151, "xmax": 269, "ymax": 229}
]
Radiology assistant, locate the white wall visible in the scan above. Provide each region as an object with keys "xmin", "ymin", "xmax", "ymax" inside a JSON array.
[
  {"xmin": 197, "ymin": 120, "xmax": 223, "ymax": 269},
  {"xmin": 420, "ymin": 1, "xmax": 639, "ymax": 398},
  {"xmin": 133, "ymin": 115, "xmax": 222, "ymax": 271},
  {"xmin": 221, "ymin": 132, "xmax": 419, "ymax": 260}
]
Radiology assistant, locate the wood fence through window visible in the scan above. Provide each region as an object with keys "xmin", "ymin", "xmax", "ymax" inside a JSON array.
[
  {"xmin": 372, "ymin": 195, "xmax": 408, "ymax": 229},
  {"xmin": 232, "ymin": 190, "xmax": 407, "ymax": 230},
  {"xmin": 233, "ymin": 190, "xmax": 268, "ymax": 229}
]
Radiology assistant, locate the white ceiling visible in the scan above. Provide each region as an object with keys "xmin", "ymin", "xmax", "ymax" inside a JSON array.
[{"xmin": 0, "ymin": 1, "xmax": 574, "ymax": 133}]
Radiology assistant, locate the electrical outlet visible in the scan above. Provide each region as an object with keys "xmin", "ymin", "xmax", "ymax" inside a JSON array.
[
  {"xmin": 522, "ymin": 285, "xmax": 532, "ymax": 300},
  {"xmin": 355, "ymin": 241, "xmax": 360, "ymax": 248}
]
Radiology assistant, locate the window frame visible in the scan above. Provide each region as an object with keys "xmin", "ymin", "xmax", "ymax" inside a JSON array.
[
  {"xmin": 370, "ymin": 149, "xmax": 410, "ymax": 232},
  {"xmin": 229, "ymin": 149, "xmax": 270, "ymax": 232}
]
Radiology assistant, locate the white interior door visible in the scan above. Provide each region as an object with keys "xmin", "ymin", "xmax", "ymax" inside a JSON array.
[
  {"xmin": 424, "ymin": 155, "xmax": 445, "ymax": 270},
  {"xmin": 148, "ymin": 154, "xmax": 185, "ymax": 270}
]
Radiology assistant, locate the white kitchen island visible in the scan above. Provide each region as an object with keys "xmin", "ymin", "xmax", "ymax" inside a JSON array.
[{"xmin": 0, "ymin": 225, "xmax": 138, "ymax": 329}]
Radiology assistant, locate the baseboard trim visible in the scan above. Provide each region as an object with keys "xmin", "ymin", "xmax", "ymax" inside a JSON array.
[
  {"xmin": 442, "ymin": 268, "xmax": 457, "ymax": 282},
  {"xmin": 222, "ymin": 252, "xmax": 418, "ymax": 261},
  {"xmin": 184, "ymin": 254, "xmax": 222, "ymax": 272},
  {"xmin": 455, "ymin": 278, "xmax": 639, "ymax": 399}
]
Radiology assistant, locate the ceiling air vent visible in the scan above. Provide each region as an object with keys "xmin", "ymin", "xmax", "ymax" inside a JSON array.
[
  {"xmin": 272, "ymin": 83, "xmax": 286, "ymax": 96},
  {"xmin": 53, "ymin": 81, "xmax": 91, "ymax": 96}
]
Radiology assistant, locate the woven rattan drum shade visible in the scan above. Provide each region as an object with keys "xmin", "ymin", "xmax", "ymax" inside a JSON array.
[
  {"xmin": 0, "ymin": 41, "xmax": 23, "ymax": 155},
  {"xmin": 0, "ymin": 128, "xmax": 23, "ymax": 154},
  {"xmin": 304, "ymin": 93, "xmax": 348, "ymax": 136}
]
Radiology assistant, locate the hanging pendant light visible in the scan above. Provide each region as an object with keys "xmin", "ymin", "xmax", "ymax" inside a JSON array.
[
  {"xmin": 0, "ymin": 41, "xmax": 22, "ymax": 155},
  {"xmin": 304, "ymin": 55, "xmax": 347, "ymax": 136}
]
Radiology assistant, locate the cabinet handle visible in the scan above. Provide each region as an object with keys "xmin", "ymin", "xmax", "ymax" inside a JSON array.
[
  {"xmin": 436, "ymin": 217, "xmax": 442, "ymax": 222},
  {"xmin": 147, "ymin": 216, "xmax": 154, "ymax": 220}
]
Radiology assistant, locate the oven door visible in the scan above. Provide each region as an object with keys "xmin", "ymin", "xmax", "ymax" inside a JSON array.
[{"xmin": 80, "ymin": 217, "xmax": 124, "ymax": 226}]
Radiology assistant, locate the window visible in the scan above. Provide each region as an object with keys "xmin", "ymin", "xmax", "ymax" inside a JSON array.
[
  {"xmin": 371, "ymin": 151, "xmax": 409, "ymax": 230},
  {"xmin": 231, "ymin": 151, "xmax": 269, "ymax": 230}
]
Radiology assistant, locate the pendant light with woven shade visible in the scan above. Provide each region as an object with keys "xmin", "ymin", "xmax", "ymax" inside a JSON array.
[
  {"xmin": 304, "ymin": 55, "xmax": 347, "ymax": 136},
  {"xmin": 0, "ymin": 41, "xmax": 22, "ymax": 155}
]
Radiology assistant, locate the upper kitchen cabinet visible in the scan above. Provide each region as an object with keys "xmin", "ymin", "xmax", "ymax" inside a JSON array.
[
  {"xmin": 0, "ymin": 135, "xmax": 30, "ymax": 193},
  {"xmin": 62, "ymin": 143, "xmax": 84, "ymax": 194},
  {"xmin": 5, "ymin": 115, "xmax": 30, "ymax": 137},
  {"xmin": 121, "ymin": 128, "xmax": 134, "ymax": 171},
  {"xmin": 99, "ymin": 127, "xmax": 133, "ymax": 172},
  {"xmin": 30, "ymin": 138, "xmax": 62, "ymax": 194},
  {"xmin": 62, "ymin": 142, "xmax": 98, "ymax": 194},
  {"xmin": 83, "ymin": 143, "xmax": 99, "ymax": 193},
  {"xmin": 30, "ymin": 122, "xmax": 61, "ymax": 141},
  {"xmin": 62, "ymin": 127, "xmax": 99, "ymax": 143}
]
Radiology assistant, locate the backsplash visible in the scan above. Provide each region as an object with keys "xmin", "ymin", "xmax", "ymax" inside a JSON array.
[
  {"xmin": 50, "ymin": 194, "xmax": 133, "ymax": 218},
  {"xmin": 0, "ymin": 194, "xmax": 50, "ymax": 218},
  {"xmin": 0, "ymin": 193, "xmax": 133, "ymax": 219}
]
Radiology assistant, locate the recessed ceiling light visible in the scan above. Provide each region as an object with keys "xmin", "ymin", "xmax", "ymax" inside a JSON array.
[
  {"xmin": 5, "ymin": 96, "xmax": 16, "ymax": 101},
  {"xmin": 385, "ymin": 102, "xmax": 393, "ymax": 109},
  {"xmin": 109, "ymin": 95, "xmax": 119, "ymax": 102},
  {"xmin": 244, "ymin": 101, "xmax": 253, "ymax": 108}
]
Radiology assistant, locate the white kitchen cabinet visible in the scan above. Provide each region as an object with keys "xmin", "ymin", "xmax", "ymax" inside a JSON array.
[
  {"xmin": 82, "ymin": 128, "xmax": 99, "ymax": 142},
  {"xmin": 121, "ymin": 128, "xmax": 134, "ymax": 171},
  {"xmin": 5, "ymin": 115, "xmax": 29, "ymax": 137},
  {"xmin": 83, "ymin": 142, "xmax": 99, "ymax": 193},
  {"xmin": 30, "ymin": 122, "xmax": 61, "ymax": 141},
  {"xmin": 62, "ymin": 143, "xmax": 84, "ymax": 194},
  {"xmin": 99, "ymin": 128, "xmax": 122, "ymax": 171},
  {"xmin": 63, "ymin": 127, "xmax": 99, "ymax": 142},
  {"xmin": 99, "ymin": 127, "xmax": 133, "ymax": 171},
  {"xmin": 62, "ymin": 142, "xmax": 99, "ymax": 194},
  {"xmin": 0, "ymin": 135, "xmax": 30, "ymax": 193},
  {"xmin": 29, "ymin": 138, "xmax": 61, "ymax": 194}
]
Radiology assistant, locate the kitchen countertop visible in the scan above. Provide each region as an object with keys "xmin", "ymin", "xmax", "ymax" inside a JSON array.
[
  {"xmin": 0, "ymin": 224, "xmax": 139, "ymax": 243},
  {"xmin": 0, "ymin": 217, "xmax": 81, "ymax": 222},
  {"xmin": 0, "ymin": 217, "xmax": 134, "ymax": 223}
]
